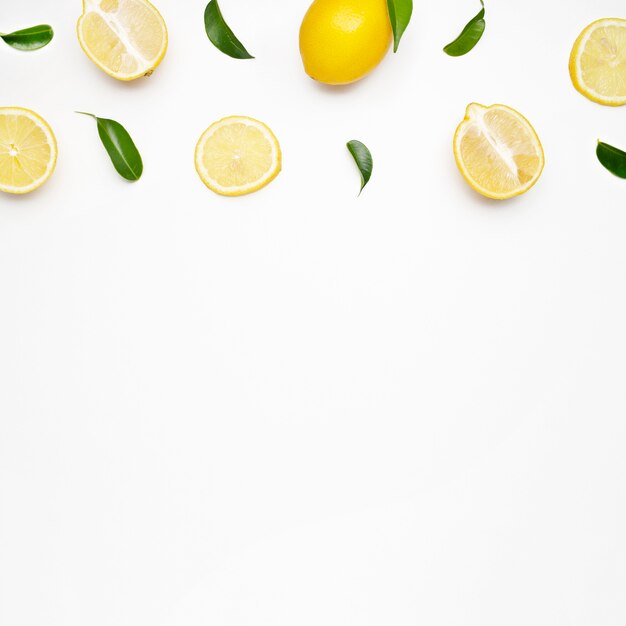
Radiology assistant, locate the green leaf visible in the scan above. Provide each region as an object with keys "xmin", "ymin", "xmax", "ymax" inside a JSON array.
[
  {"xmin": 443, "ymin": 1, "xmax": 485, "ymax": 57},
  {"xmin": 387, "ymin": 0, "xmax": 413, "ymax": 52},
  {"xmin": 0, "ymin": 24, "xmax": 54, "ymax": 51},
  {"xmin": 347, "ymin": 140, "xmax": 373, "ymax": 195},
  {"xmin": 204, "ymin": 0, "xmax": 254, "ymax": 59},
  {"xmin": 77, "ymin": 112, "xmax": 143, "ymax": 182},
  {"xmin": 597, "ymin": 141, "xmax": 626, "ymax": 179}
]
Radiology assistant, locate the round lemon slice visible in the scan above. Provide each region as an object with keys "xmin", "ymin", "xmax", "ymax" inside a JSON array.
[
  {"xmin": 77, "ymin": 0, "xmax": 168, "ymax": 81},
  {"xmin": 569, "ymin": 18, "xmax": 626, "ymax": 106},
  {"xmin": 194, "ymin": 116, "xmax": 282, "ymax": 197},
  {"xmin": 453, "ymin": 103, "xmax": 544, "ymax": 200},
  {"xmin": 0, "ymin": 107, "xmax": 58, "ymax": 195}
]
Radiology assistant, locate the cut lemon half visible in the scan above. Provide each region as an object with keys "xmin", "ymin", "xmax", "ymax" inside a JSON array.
[
  {"xmin": 569, "ymin": 18, "xmax": 626, "ymax": 106},
  {"xmin": 77, "ymin": 0, "xmax": 168, "ymax": 81},
  {"xmin": 0, "ymin": 107, "xmax": 58, "ymax": 195},
  {"xmin": 195, "ymin": 116, "xmax": 281, "ymax": 197},
  {"xmin": 453, "ymin": 103, "xmax": 544, "ymax": 200}
]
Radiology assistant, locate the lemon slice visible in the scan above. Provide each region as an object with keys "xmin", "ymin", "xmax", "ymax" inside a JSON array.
[
  {"xmin": 570, "ymin": 18, "xmax": 626, "ymax": 106},
  {"xmin": 569, "ymin": 18, "xmax": 626, "ymax": 106},
  {"xmin": 0, "ymin": 107, "xmax": 58, "ymax": 195},
  {"xmin": 453, "ymin": 103, "xmax": 544, "ymax": 200},
  {"xmin": 77, "ymin": 0, "xmax": 168, "ymax": 81},
  {"xmin": 194, "ymin": 116, "xmax": 282, "ymax": 197}
]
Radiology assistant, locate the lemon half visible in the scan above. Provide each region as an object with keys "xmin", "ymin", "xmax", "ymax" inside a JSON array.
[
  {"xmin": 569, "ymin": 18, "xmax": 626, "ymax": 106},
  {"xmin": 0, "ymin": 107, "xmax": 58, "ymax": 195},
  {"xmin": 453, "ymin": 103, "xmax": 544, "ymax": 200},
  {"xmin": 195, "ymin": 116, "xmax": 281, "ymax": 197},
  {"xmin": 77, "ymin": 0, "xmax": 168, "ymax": 81}
]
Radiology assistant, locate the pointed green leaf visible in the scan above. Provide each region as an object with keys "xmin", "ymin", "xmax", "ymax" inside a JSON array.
[
  {"xmin": 387, "ymin": 0, "xmax": 413, "ymax": 52},
  {"xmin": 597, "ymin": 141, "xmax": 626, "ymax": 179},
  {"xmin": 1, "ymin": 24, "xmax": 54, "ymax": 51},
  {"xmin": 204, "ymin": 0, "xmax": 254, "ymax": 59},
  {"xmin": 443, "ymin": 1, "xmax": 485, "ymax": 57},
  {"xmin": 77, "ymin": 112, "xmax": 143, "ymax": 182},
  {"xmin": 347, "ymin": 140, "xmax": 373, "ymax": 195}
]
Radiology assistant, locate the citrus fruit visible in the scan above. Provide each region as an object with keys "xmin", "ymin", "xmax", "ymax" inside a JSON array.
[
  {"xmin": 0, "ymin": 107, "xmax": 58, "ymax": 195},
  {"xmin": 569, "ymin": 18, "xmax": 626, "ymax": 106},
  {"xmin": 77, "ymin": 0, "xmax": 168, "ymax": 81},
  {"xmin": 299, "ymin": 0, "xmax": 392, "ymax": 85},
  {"xmin": 194, "ymin": 116, "xmax": 281, "ymax": 197},
  {"xmin": 453, "ymin": 103, "xmax": 544, "ymax": 200}
]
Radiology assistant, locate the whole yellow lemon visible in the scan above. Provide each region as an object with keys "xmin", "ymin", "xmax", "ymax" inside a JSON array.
[{"xmin": 299, "ymin": 0, "xmax": 393, "ymax": 85}]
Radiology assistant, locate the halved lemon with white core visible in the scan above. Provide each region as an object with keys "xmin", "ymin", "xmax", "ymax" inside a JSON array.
[
  {"xmin": 0, "ymin": 108, "xmax": 58, "ymax": 195},
  {"xmin": 195, "ymin": 117, "xmax": 282, "ymax": 197},
  {"xmin": 453, "ymin": 103, "xmax": 544, "ymax": 200},
  {"xmin": 569, "ymin": 18, "xmax": 626, "ymax": 106},
  {"xmin": 77, "ymin": 0, "xmax": 168, "ymax": 81}
]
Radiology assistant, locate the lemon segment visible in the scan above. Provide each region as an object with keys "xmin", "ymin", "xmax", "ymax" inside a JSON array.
[
  {"xmin": 0, "ymin": 107, "xmax": 57, "ymax": 195},
  {"xmin": 77, "ymin": 0, "xmax": 168, "ymax": 81},
  {"xmin": 299, "ymin": 0, "xmax": 392, "ymax": 85},
  {"xmin": 194, "ymin": 116, "xmax": 281, "ymax": 197},
  {"xmin": 453, "ymin": 103, "xmax": 544, "ymax": 200},
  {"xmin": 569, "ymin": 18, "xmax": 626, "ymax": 106}
]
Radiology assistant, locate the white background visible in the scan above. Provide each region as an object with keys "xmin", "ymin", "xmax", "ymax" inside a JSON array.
[{"xmin": 2, "ymin": 0, "xmax": 626, "ymax": 624}]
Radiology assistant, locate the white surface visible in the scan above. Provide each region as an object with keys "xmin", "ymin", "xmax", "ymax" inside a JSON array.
[{"xmin": 2, "ymin": 1, "xmax": 626, "ymax": 624}]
